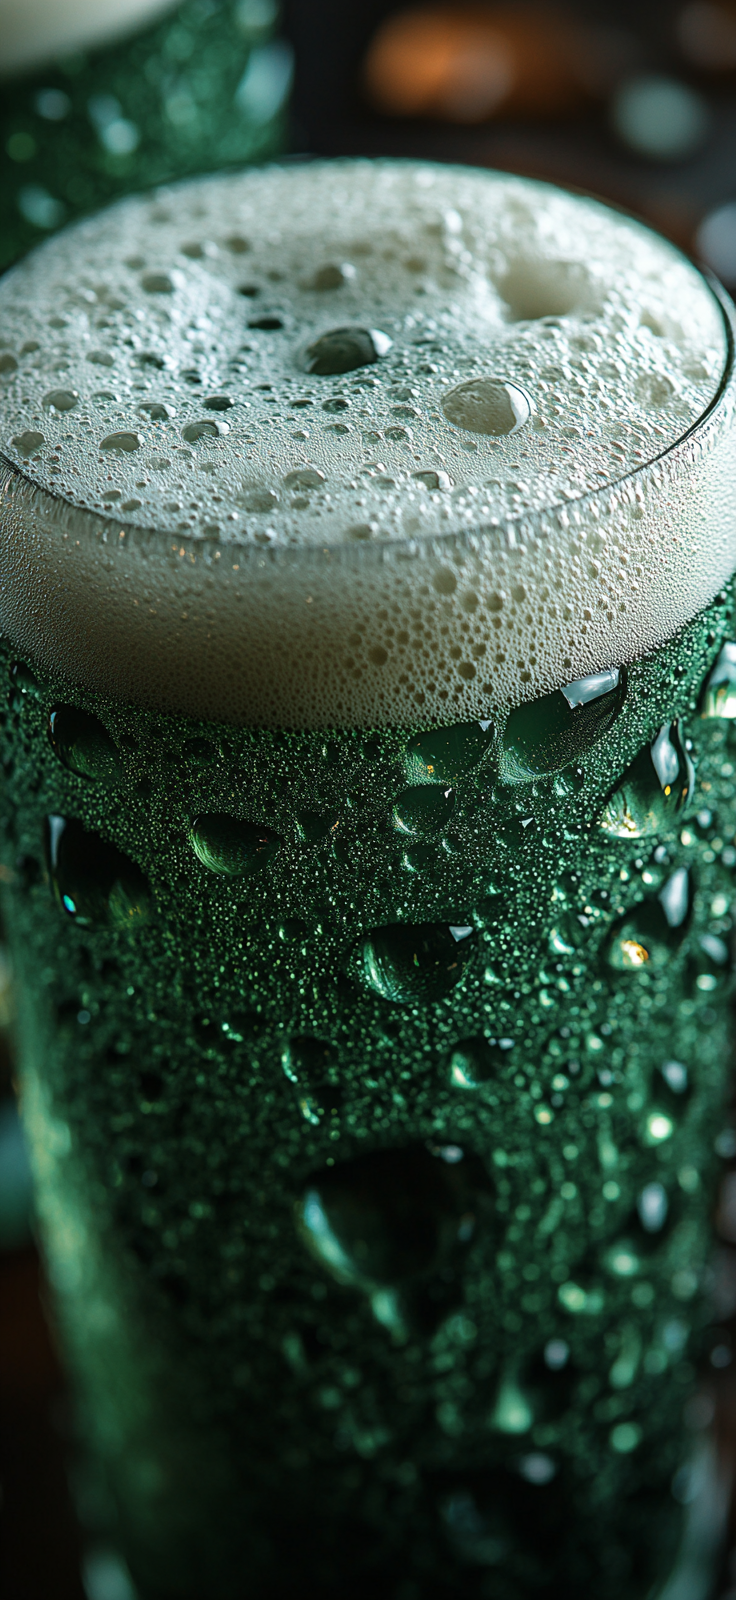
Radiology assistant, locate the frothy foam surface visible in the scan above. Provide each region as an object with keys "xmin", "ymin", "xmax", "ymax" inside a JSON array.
[{"xmin": 0, "ymin": 160, "xmax": 734, "ymax": 726}]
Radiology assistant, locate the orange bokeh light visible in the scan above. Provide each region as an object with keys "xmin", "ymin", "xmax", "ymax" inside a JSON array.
[{"xmin": 363, "ymin": 4, "xmax": 599, "ymax": 123}]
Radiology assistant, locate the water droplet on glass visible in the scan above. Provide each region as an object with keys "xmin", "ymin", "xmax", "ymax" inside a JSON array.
[
  {"xmin": 659, "ymin": 866, "xmax": 689, "ymax": 928},
  {"xmin": 350, "ymin": 922, "xmax": 476, "ymax": 1003},
  {"xmin": 490, "ymin": 1374, "xmax": 533, "ymax": 1434},
  {"xmin": 599, "ymin": 721, "xmax": 693, "ymax": 838},
  {"xmin": 43, "ymin": 389, "xmax": 78, "ymax": 411},
  {"xmin": 281, "ymin": 1035, "xmax": 335, "ymax": 1084},
  {"xmin": 441, "ymin": 378, "xmax": 531, "ymax": 437},
  {"xmin": 138, "ymin": 400, "xmax": 174, "ymax": 423},
  {"xmin": 48, "ymin": 705, "xmax": 122, "ymax": 785},
  {"xmin": 299, "ymin": 326, "xmax": 391, "ymax": 376},
  {"xmin": 701, "ymin": 642, "xmax": 736, "ymax": 718},
  {"xmin": 294, "ymin": 809, "xmax": 333, "ymax": 843},
  {"xmin": 249, "ymin": 314, "xmax": 284, "ymax": 330},
  {"xmin": 405, "ymin": 720, "xmax": 494, "ymax": 784},
  {"xmin": 141, "ymin": 271, "xmax": 174, "ymax": 294},
  {"xmin": 284, "ymin": 467, "xmax": 326, "ymax": 490},
  {"xmin": 501, "ymin": 670, "xmax": 624, "ymax": 783},
  {"xmin": 190, "ymin": 814, "xmax": 282, "ymax": 875},
  {"xmin": 238, "ymin": 486, "xmax": 278, "ymax": 512},
  {"xmin": 413, "ymin": 469, "xmax": 451, "ymax": 490},
  {"xmin": 307, "ymin": 263, "xmax": 356, "ymax": 290},
  {"xmin": 11, "ymin": 430, "xmax": 45, "ymax": 457},
  {"xmin": 548, "ymin": 912, "xmax": 586, "ymax": 956},
  {"xmin": 100, "ymin": 431, "xmax": 141, "ymax": 453},
  {"xmin": 322, "ymin": 396, "xmax": 351, "ymax": 413},
  {"xmin": 544, "ymin": 1338, "xmax": 569, "ymax": 1370},
  {"xmin": 663, "ymin": 1062, "xmax": 689, "ymax": 1100},
  {"xmin": 182, "ymin": 737, "xmax": 218, "ymax": 766},
  {"xmin": 203, "ymin": 394, "xmax": 234, "ymax": 411},
  {"xmin": 638, "ymin": 1181, "xmax": 668, "ymax": 1233},
  {"xmin": 606, "ymin": 890, "xmax": 686, "ymax": 972},
  {"xmin": 392, "ymin": 786, "xmax": 455, "ymax": 837},
  {"xmin": 449, "ymin": 1035, "xmax": 512, "ymax": 1088},
  {"xmin": 297, "ymin": 1143, "xmax": 486, "ymax": 1305},
  {"xmin": 45, "ymin": 815, "xmax": 149, "ymax": 928},
  {"xmin": 9, "ymin": 661, "xmax": 45, "ymax": 703},
  {"xmin": 181, "ymin": 420, "xmax": 224, "ymax": 443}
]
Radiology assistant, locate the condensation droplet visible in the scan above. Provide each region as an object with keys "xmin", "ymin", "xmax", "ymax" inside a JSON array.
[
  {"xmin": 300, "ymin": 326, "xmax": 391, "ymax": 376},
  {"xmin": 45, "ymin": 815, "xmax": 149, "ymax": 928},
  {"xmin": 501, "ymin": 670, "xmax": 625, "ymax": 783},
  {"xmin": 140, "ymin": 271, "xmax": 174, "ymax": 293},
  {"xmin": 190, "ymin": 813, "xmax": 282, "ymax": 875},
  {"xmin": 701, "ymin": 641, "xmax": 736, "ymax": 718},
  {"xmin": 350, "ymin": 922, "xmax": 476, "ymax": 1003},
  {"xmin": 449, "ymin": 1035, "xmax": 512, "ymax": 1088},
  {"xmin": 182, "ymin": 420, "xmax": 225, "ymax": 443},
  {"xmin": 600, "ymin": 722, "xmax": 693, "ymax": 838},
  {"xmin": 405, "ymin": 721, "xmax": 494, "ymax": 784},
  {"xmin": 99, "ymin": 431, "xmax": 141, "ymax": 453},
  {"xmin": 11, "ymin": 430, "xmax": 45, "ymax": 457},
  {"xmin": 48, "ymin": 705, "xmax": 122, "ymax": 786},
  {"xmin": 297, "ymin": 1144, "xmax": 486, "ymax": 1301},
  {"xmin": 43, "ymin": 389, "xmax": 78, "ymax": 411},
  {"xmin": 441, "ymin": 377, "xmax": 531, "ymax": 437},
  {"xmin": 139, "ymin": 401, "xmax": 174, "ymax": 420},
  {"xmin": 307, "ymin": 263, "xmax": 356, "ymax": 290},
  {"xmin": 392, "ymin": 785, "xmax": 455, "ymax": 837}
]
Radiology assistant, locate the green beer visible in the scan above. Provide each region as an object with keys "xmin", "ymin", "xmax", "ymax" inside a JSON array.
[{"xmin": 1, "ymin": 161, "xmax": 736, "ymax": 1598}]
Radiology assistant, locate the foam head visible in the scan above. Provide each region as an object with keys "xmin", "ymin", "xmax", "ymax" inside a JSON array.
[{"xmin": 0, "ymin": 160, "xmax": 734, "ymax": 726}]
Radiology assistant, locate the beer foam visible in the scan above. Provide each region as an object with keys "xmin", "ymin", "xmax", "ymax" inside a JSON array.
[{"xmin": 0, "ymin": 160, "xmax": 734, "ymax": 727}]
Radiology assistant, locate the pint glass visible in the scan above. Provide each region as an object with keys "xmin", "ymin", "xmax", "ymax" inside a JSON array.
[{"xmin": 1, "ymin": 160, "xmax": 736, "ymax": 1599}]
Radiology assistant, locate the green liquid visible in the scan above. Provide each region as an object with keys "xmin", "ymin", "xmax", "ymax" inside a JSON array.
[{"xmin": 2, "ymin": 585, "xmax": 736, "ymax": 1598}]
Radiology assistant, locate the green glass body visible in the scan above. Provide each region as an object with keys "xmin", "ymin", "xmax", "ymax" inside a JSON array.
[
  {"xmin": 2, "ymin": 583, "xmax": 736, "ymax": 1598},
  {"xmin": 0, "ymin": 0, "xmax": 287, "ymax": 273}
]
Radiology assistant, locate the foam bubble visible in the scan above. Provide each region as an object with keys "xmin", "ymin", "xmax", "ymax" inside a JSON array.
[{"xmin": 0, "ymin": 160, "xmax": 734, "ymax": 727}]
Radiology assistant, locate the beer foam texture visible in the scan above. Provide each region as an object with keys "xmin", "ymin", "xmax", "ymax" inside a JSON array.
[{"xmin": 0, "ymin": 160, "xmax": 735, "ymax": 727}]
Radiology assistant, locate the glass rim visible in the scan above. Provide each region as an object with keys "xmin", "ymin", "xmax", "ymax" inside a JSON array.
[{"xmin": 0, "ymin": 178, "xmax": 734, "ymax": 576}]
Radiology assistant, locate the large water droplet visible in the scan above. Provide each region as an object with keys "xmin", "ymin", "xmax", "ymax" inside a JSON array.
[
  {"xmin": 181, "ymin": 420, "xmax": 225, "ymax": 443},
  {"xmin": 297, "ymin": 1143, "xmax": 487, "ymax": 1298},
  {"xmin": 9, "ymin": 661, "xmax": 45, "ymax": 704},
  {"xmin": 599, "ymin": 722, "xmax": 693, "ymax": 838},
  {"xmin": 100, "ymin": 431, "xmax": 141, "ymax": 453},
  {"xmin": 606, "ymin": 890, "xmax": 686, "ymax": 972},
  {"xmin": 281, "ymin": 1036, "xmax": 335, "ymax": 1084},
  {"xmin": 441, "ymin": 378, "xmax": 531, "ymax": 437},
  {"xmin": 138, "ymin": 401, "xmax": 174, "ymax": 420},
  {"xmin": 501, "ymin": 670, "xmax": 624, "ymax": 782},
  {"xmin": 45, "ymin": 815, "xmax": 149, "ymax": 928},
  {"xmin": 701, "ymin": 642, "xmax": 736, "ymax": 719},
  {"xmin": 11, "ymin": 430, "xmax": 45, "ymax": 457},
  {"xmin": 307, "ymin": 263, "xmax": 356, "ymax": 290},
  {"xmin": 405, "ymin": 720, "xmax": 494, "ymax": 784},
  {"xmin": 190, "ymin": 814, "xmax": 282, "ymax": 875},
  {"xmin": 43, "ymin": 389, "xmax": 77, "ymax": 411},
  {"xmin": 299, "ymin": 326, "xmax": 391, "ymax": 376},
  {"xmin": 350, "ymin": 922, "xmax": 475, "ymax": 1003},
  {"xmin": 48, "ymin": 705, "xmax": 122, "ymax": 785},
  {"xmin": 449, "ymin": 1035, "xmax": 513, "ymax": 1088},
  {"xmin": 392, "ymin": 785, "xmax": 455, "ymax": 836}
]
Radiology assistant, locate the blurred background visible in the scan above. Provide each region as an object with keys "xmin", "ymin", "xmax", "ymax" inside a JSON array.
[{"xmin": 5, "ymin": 1, "xmax": 736, "ymax": 1595}]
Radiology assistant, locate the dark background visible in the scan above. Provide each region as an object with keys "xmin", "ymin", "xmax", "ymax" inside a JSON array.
[{"xmin": 5, "ymin": 1, "xmax": 736, "ymax": 1596}]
